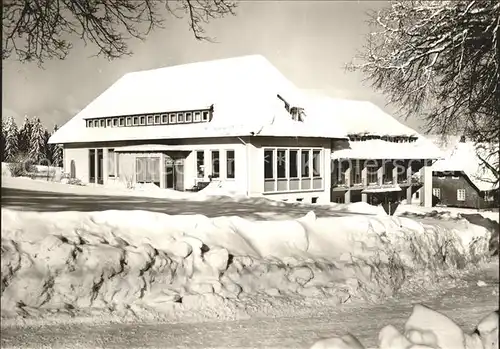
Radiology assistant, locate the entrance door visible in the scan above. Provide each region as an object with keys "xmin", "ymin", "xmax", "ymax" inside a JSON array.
[
  {"xmin": 174, "ymin": 159, "xmax": 184, "ymax": 191},
  {"xmin": 136, "ymin": 156, "xmax": 160, "ymax": 187},
  {"xmin": 165, "ymin": 157, "xmax": 174, "ymax": 189}
]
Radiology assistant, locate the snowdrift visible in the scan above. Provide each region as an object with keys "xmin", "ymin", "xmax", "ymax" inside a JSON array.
[
  {"xmin": 0, "ymin": 208, "xmax": 492, "ymax": 324},
  {"xmin": 310, "ymin": 304, "xmax": 498, "ymax": 349}
]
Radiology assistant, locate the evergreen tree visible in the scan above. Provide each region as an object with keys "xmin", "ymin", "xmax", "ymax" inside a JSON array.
[
  {"xmin": 18, "ymin": 115, "xmax": 32, "ymax": 155},
  {"xmin": 51, "ymin": 125, "xmax": 63, "ymax": 167},
  {"xmin": 3, "ymin": 116, "xmax": 19, "ymax": 162},
  {"xmin": 29, "ymin": 118, "xmax": 46, "ymax": 163},
  {"xmin": 44, "ymin": 128, "xmax": 52, "ymax": 163}
]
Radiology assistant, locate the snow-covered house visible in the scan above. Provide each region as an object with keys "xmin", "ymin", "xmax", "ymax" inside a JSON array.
[
  {"xmin": 427, "ymin": 136, "xmax": 499, "ymax": 209},
  {"xmin": 305, "ymin": 96, "xmax": 442, "ymax": 207},
  {"xmin": 49, "ymin": 55, "xmax": 440, "ymax": 206}
]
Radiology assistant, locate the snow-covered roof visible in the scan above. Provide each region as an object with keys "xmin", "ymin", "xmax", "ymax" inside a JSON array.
[
  {"xmin": 430, "ymin": 135, "xmax": 499, "ymax": 192},
  {"xmin": 331, "ymin": 138, "xmax": 443, "ymax": 160},
  {"xmin": 49, "ymin": 55, "xmax": 347, "ymax": 144},
  {"xmin": 304, "ymin": 95, "xmax": 419, "ymax": 137}
]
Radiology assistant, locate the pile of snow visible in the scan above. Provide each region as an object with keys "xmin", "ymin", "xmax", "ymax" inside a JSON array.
[
  {"xmin": 1, "ymin": 162, "xmax": 11, "ymax": 177},
  {"xmin": 1, "ymin": 208, "xmax": 491, "ymax": 324},
  {"xmin": 310, "ymin": 304, "xmax": 498, "ymax": 349}
]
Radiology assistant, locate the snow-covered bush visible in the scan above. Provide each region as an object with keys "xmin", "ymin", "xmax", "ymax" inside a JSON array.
[{"xmin": 7, "ymin": 154, "xmax": 36, "ymax": 177}]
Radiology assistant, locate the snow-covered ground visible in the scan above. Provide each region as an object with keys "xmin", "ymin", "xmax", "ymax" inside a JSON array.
[
  {"xmin": 396, "ymin": 204, "xmax": 499, "ymax": 223},
  {"xmin": 1, "ymin": 204, "xmax": 493, "ymax": 327}
]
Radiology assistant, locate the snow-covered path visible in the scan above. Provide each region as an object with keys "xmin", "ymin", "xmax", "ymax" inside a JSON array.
[{"xmin": 2, "ymin": 263, "xmax": 498, "ymax": 349}]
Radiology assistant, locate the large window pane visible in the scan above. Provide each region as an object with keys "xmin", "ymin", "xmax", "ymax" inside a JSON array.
[
  {"xmin": 211, "ymin": 151, "xmax": 220, "ymax": 178},
  {"xmin": 289, "ymin": 150, "xmax": 298, "ymax": 178},
  {"xmin": 301, "ymin": 150, "xmax": 310, "ymax": 178},
  {"xmin": 277, "ymin": 149, "xmax": 286, "ymax": 178},
  {"xmin": 226, "ymin": 150, "xmax": 235, "ymax": 179},
  {"xmin": 196, "ymin": 151, "xmax": 204, "ymax": 178},
  {"xmin": 108, "ymin": 149, "xmax": 115, "ymax": 177},
  {"xmin": 264, "ymin": 150, "xmax": 274, "ymax": 179},
  {"xmin": 312, "ymin": 150, "xmax": 321, "ymax": 177}
]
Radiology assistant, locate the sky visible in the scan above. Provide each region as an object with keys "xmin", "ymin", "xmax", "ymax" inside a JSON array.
[{"xmin": 1, "ymin": 0, "xmax": 425, "ymax": 133}]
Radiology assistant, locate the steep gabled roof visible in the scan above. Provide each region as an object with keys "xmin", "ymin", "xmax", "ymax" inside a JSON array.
[
  {"xmin": 430, "ymin": 135, "xmax": 499, "ymax": 192},
  {"xmin": 49, "ymin": 55, "xmax": 347, "ymax": 144}
]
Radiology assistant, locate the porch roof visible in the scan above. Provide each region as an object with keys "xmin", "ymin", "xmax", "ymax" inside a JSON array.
[{"xmin": 331, "ymin": 139, "xmax": 443, "ymax": 160}]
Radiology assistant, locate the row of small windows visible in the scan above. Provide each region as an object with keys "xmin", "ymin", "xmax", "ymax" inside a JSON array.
[{"xmin": 85, "ymin": 110, "xmax": 212, "ymax": 128}]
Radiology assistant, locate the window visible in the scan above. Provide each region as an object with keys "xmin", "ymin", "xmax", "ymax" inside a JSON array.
[
  {"xmin": 140, "ymin": 116, "xmax": 146, "ymax": 125},
  {"xmin": 457, "ymin": 189, "xmax": 466, "ymax": 201},
  {"xmin": 113, "ymin": 118, "xmax": 118, "ymax": 127},
  {"xmin": 196, "ymin": 151, "xmax": 205, "ymax": 178},
  {"xmin": 194, "ymin": 112, "xmax": 202, "ymax": 122},
  {"xmin": 264, "ymin": 150, "xmax": 274, "ymax": 179},
  {"xmin": 161, "ymin": 114, "xmax": 168, "ymax": 124},
  {"xmin": 147, "ymin": 115, "xmax": 154, "ymax": 125},
  {"xmin": 185, "ymin": 112, "xmax": 192, "ymax": 123},
  {"xmin": 264, "ymin": 148, "xmax": 323, "ymax": 192},
  {"xmin": 433, "ymin": 188, "xmax": 441, "ymax": 199},
  {"xmin": 312, "ymin": 150, "xmax": 321, "ymax": 177},
  {"xmin": 211, "ymin": 151, "xmax": 220, "ymax": 178},
  {"xmin": 383, "ymin": 161, "xmax": 394, "ymax": 183},
  {"xmin": 169, "ymin": 113, "xmax": 176, "ymax": 124},
  {"xmin": 100, "ymin": 119, "xmax": 105, "ymax": 127},
  {"xmin": 396, "ymin": 160, "xmax": 408, "ymax": 183},
  {"xmin": 226, "ymin": 150, "xmax": 235, "ymax": 179},
  {"xmin": 177, "ymin": 113, "xmax": 184, "ymax": 123},
  {"xmin": 133, "ymin": 116, "xmax": 139, "ymax": 125},
  {"xmin": 289, "ymin": 150, "xmax": 298, "ymax": 178},
  {"xmin": 351, "ymin": 160, "xmax": 362, "ymax": 185},
  {"xmin": 126, "ymin": 117, "xmax": 132, "ymax": 126},
  {"xmin": 136, "ymin": 157, "xmax": 160, "ymax": 185},
  {"xmin": 155, "ymin": 115, "xmax": 161, "ymax": 124},
  {"xmin": 277, "ymin": 149, "xmax": 287, "ymax": 178},
  {"xmin": 106, "ymin": 119, "xmax": 112, "ymax": 127},
  {"xmin": 92, "ymin": 120, "xmax": 98, "ymax": 127},
  {"xmin": 87, "ymin": 120, "xmax": 93, "ymax": 127},
  {"xmin": 367, "ymin": 163, "xmax": 378, "ymax": 184},
  {"xmin": 301, "ymin": 150, "xmax": 310, "ymax": 178},
  {"xmin": 108, "ymin": 149, "xmax": 116, "ymax": 177},
  {"xmin": 415, "ymin": 191, "xmax": 420, "ymax": 199},
  {"xmin": 119, "ymin": 118, "xmax": 125, "ymax": 127},
  {"xmin": 202, "ymin": 111, "xmax": 209, "ymax": 122}
]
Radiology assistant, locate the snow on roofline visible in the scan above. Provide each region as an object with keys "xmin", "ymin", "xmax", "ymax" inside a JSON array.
[
  {"xmin": 49, "ymin": 55, "xmax": 347, "ymax": 144},
  {"xmin": 331, "ymin": 139, "xmax": 443, "ymax": 160}
]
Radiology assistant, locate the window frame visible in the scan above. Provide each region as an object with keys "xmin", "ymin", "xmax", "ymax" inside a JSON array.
[
  {"xmin": 457, "ymin": 189, "xmax": 466, "ymax": 201},
  {"xmin": 139, "ymin": 116, "xmax": 146, "ymax": 125},
  {"xmin": 87, "ymin": 120, "xmax": 93, "ymax": 128},
  {"xmin": 202, "ymin": 111, "xmax": 209, "ymax": 122},
  {"xmin": 169, "ymin": 113, "xmax": 177, "ymax": 124},
  {"xmin": 147, "ymin": 115, "xmax": 154, "ymax": 125},
  {"xmin": 185, "ymin": 112, "xmax": 193, "ymax": 123},
  {"xmin": 194, "ymin": 111, "xmax": 202, "ymax": 122},
  {"xmin": 133, "ymin": 116, "xmax": 139, "ymax": 126},
  {"xmin": 106, "ymin": 119, "xmax": 112, "ymax": 127},
  {"xmin": 264, "ymin": 147, "xmax": 323, "ymax": 193},
  {"xmin": 161, "ymin": 114, "xmax": 168, "ymax": 124},
  {"xmin": 211, "ymin": 150, "xmax": 220, "ymax": 178},
  {"xmin": 432, "ymin": 187, "xmax": 441, "ymax": 199},
  {"xmin": 226, "ymin": 150, "xmax": 235, "ymax": 179},
  {"xmin": 112, "ymin": 118, "xmax": 118, "ymax": 127},
  {"xmin": 119, "ymin": 118, "xmax": 125, "ymax": 127},
  {"xmin": 154, "ymin": 114, "xmax": 161, "ymax": 124},
  {"xmin": 126, "ymin": 117, "xmax": 132, "ymax": 126},
  {"xmin": 177, "ymin": 112, "xmax": 185, "ymax": 123},
  {"xmin": 196, "ymin": 150, "xmax": 205, "ymax": 179}
]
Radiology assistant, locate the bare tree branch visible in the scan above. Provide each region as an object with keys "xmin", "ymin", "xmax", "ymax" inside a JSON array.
[
  {"xmin": 2, "ymin": 0, "xmax": 237, "ymax": 66},
  {"xmin": 347, "ymin": 0, "xmax": 500, "ymax": 185}
]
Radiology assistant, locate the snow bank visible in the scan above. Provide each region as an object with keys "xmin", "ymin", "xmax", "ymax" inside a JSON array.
[
  {"xmin": 0, "ymin": 208, "xmax": 491, "ymax": 324},
  {"xmin": 310, "ymin": 304, "xmax": 498, "ymax": 349},
  {"xmin": 396, "ymin": 204, "xmax": 499, "ymax": 223}
]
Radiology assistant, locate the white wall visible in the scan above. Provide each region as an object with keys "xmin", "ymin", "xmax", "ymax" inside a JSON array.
[{"xmin": 64, "ymin": 147, "xmax": 89, "ymax": 183}]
